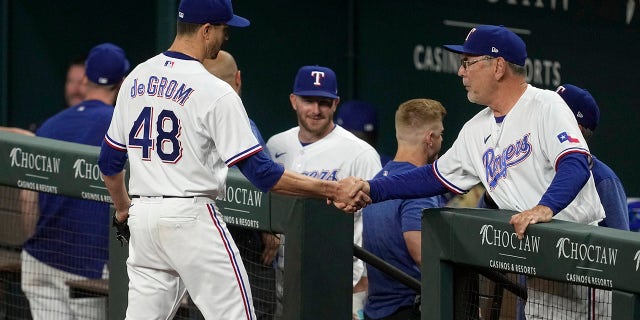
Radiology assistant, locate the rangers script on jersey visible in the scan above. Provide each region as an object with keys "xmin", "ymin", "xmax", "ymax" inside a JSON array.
[{"xmin": 434, "ymin": 85, "xmax": 605, "ymax": 224}]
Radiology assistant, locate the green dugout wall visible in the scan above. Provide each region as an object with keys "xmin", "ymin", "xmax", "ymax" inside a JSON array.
[
  {"xmin": 422, "ymin": 208, "xmax": 640, "ymax": 319},
  {"xmin": 0, "ymin": 131, "xmax": 355, "ymax": 319},
  {"xmin": 1, "ymin": 1, "xmax": 639, "ymax": 195},
  {"xmin": 3, "ymin": 132, "xmax": 640, "ymax": 319}
]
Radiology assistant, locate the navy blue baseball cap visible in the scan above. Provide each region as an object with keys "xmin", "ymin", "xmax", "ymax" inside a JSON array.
[
  {"xmin": 292, "ymin": 65, "xmax": 339, "ymax": 99},
  {"xmin": 444, "ymin": 25, "xmax": 527, "ymax": 66},
  {"xmin": 85, "ymin": 43, "xmax": 130, "ymax": 86},
  {"xmin": 556, "ymin": 84, "xmax": 600, "ymax": 131},
  {"xmin": 178, "ymin": 0, "xmax": 249, "ymax": 27},
  {"xmin": 336, "ymin": 100, "xmax": 377, "ymax": 133}
]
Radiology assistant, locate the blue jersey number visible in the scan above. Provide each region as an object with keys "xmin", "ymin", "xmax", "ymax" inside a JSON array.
[{"xmin": 129, "ymin": 106, "xmax": 183, "ymax": 163}]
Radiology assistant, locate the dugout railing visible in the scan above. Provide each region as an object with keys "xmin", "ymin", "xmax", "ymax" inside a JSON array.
[
  {"xmin": 422, "ymin": 207, "xmax": 640, "ymax": 319},
  {"xmin": 4, "ymin": 130, "xmax": 640, "ymax": 319},
  {"xmin": 0, "ymin": 131, "xmax": 354, "ymax": 319}
]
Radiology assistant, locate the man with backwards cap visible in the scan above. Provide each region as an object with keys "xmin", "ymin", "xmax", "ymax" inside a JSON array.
[
  {"xmin": 98, "ymin": 1, "xmax": 366, "ymax": 319},
  {"xmin": 557, "ymin": 84, "xmax": 630, "ymax": 231},
  {"xmin": 21, "ymin": 43, "xmax": 129, "ymax": 320},
  {"xmin": 336, "ymin": 25, "xmax": 607, "ymax": 319},
  {"xmin": 267, "ymin": 65, "xmax": 382, "ymax": 320}
]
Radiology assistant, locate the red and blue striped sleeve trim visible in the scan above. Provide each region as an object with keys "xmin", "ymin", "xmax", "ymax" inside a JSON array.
[
  {"xmin": 104, "ymin": 134, "xmax": 127, "ymax": 151},
  {"xmin": 226, "ymin": 144, "xmax": 263, "ymax": 167},
  {"xmin": 555, "ymin": 147, "xmax": 590, "ymax": 171},
  {"xmin": 432, "ymin": 160, "xmax": 466, "ymax": 195}
]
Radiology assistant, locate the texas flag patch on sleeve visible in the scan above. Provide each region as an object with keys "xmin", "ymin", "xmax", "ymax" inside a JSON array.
[{"xmin": 557, "ymin": 131, "xmax": 580, "ymax": 143}]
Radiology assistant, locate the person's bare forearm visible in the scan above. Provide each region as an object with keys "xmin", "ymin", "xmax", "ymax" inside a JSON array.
[
  {"xmin": 270, "ymin": 170, "xmax": 335, "ymax": 197},
  {"xmin": 20, "ymin": 189, "xmax": 38, "ymax": 238},
  {"xmin": 270, "ymin": 170, "xmax": 371, "ymax": 212},
  {"xmin": 102, "ymin": 171, "xmax": 131, "ymax": 221}
]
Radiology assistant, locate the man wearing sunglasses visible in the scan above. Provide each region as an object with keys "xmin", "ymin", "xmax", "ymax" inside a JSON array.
[{"xmin": 336, "ymin": 24, "xmax": 607, "ymax": 319}]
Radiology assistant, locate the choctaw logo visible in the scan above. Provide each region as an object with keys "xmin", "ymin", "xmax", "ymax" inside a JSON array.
[
  {"xmin": 479, "ymin": 224, "xmax": 540, "ymax": 253},
  {"xmin": 555, "ymin": 237, "xmax": 618, "ymax": 266},
  {"xmin": 10, "ymin": 147, "xmax": 60, "ymax": 173},
  {"xmin": 219, "ymin": 185, "xmax": 264, "ymax": 208},
  {"xmin": 73, "ymin": 159, "xmax": 103, "ymax": 181}
]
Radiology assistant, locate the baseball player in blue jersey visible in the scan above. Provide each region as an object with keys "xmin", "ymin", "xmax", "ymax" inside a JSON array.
[
  {"xmin": 336, "ymin": 25, "xmax": 608, "ymax": 319},
  {"xmin": 21, "ymin": 43, "xmax": 129, "ymax": 320},
  {"xmin": 556, "ymin": 84, "xmax": 630, "ymax": 231},
  {"xmin": 97, "ymin": 1, "xmax": 362, "ymax": 319},
  {"xmin": 363, "ymin": 98, "xmax": 447, "ymax": 320}
]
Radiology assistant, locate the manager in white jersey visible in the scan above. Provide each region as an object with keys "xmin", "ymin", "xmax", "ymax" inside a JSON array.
[
  {"xmin": 267, "ymin": 65, "xmax": 381, "ymax": 319},
  {"xmin": 337, "ymin": 25, "xmax": 607, "ymax": 319},
  {"xmin": 97, "ymin": 1, "xmax": 364, "ymax": 319}
]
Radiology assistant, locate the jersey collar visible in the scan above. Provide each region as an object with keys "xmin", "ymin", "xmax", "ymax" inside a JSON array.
[{"xmin": 163, "ymin": 51, "xmax": 198, "ymax": 61}]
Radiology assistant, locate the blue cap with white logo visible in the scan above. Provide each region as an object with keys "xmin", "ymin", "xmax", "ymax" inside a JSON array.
[
  {"xmin": 292, "ymin": 65, "xmax": 339, "ymax": 99},
  {"xmin": 444, "ymin": 25, "xmax": 527, "ymax": 66},
  {"xmin": 556, "ymin": 84, "xmax": 600, "ymax": 131},
  {"xmin": 85, "ymin": 43, "xmax": 130, "ymax": 86}
]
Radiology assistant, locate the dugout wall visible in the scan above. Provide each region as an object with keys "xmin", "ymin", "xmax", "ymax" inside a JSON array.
[
  {"xmin": 422, "ymin": 208, "xmax": 640, "ymax": 319},
  {"xmin": 2, "ymin": 1, "xmax": 639, "ymax": 195},
  {"xmin": 0, "ymin": 131, "xmax": 354, "ymax": 319},
  {"xmin": 3, "ymin": 130, "xmax": 640, "ymax": 319}
]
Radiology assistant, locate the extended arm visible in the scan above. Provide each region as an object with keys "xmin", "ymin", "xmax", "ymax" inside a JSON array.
[
  {"xmin": 368, "ymin": 164, "xmax": 448, "ymax": 202},
  {"xmin": 236, "ymin": 151, "xmax": 370, "ymax": 209}
]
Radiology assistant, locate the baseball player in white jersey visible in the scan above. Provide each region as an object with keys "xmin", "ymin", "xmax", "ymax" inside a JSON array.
[
  {"xmin": 98, "ymin": 1, "xmax": 366, "ymax": 319},
  {"xmin": 267, "ymin": 65, "xmax": 381, "ymax": 319},
  {"xmin": 336, "ymin": 25, "xmax": 606, "ymax": 319}
]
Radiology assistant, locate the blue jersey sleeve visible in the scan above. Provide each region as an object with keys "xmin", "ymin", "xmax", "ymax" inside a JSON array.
[
  {"xmin": 98, "ymin": 140, "xmax": 128, "ymax": 176},
  {"xmin": 538, "ymin": 153, "xmax": 589, "ymax": 214},
  {"xmin": 368, "ymin": 164, "xmax": 448, "ymax": 203},
  {"xmin": 236, "ymin": 150, "xmax": 284, "ymax": 192}
]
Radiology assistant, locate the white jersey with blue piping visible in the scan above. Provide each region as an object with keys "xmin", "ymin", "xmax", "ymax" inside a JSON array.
[
  {"xmin": 434, "ymin": 84, "xmax": 604, "ymax": 224},
  {"xmin": 104, "ymin": 52, "xmax": 261, "ymax": 198},
  {"xmin": 266, "ymin": 125, "xmax": 381, "ymax": 183},
  {"xmin": 266, "ymin": 124, "xmax": 382, "ymax": 286}
]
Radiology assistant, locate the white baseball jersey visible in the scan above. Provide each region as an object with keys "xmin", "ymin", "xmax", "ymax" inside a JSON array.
[
  {"xmin": 267, "ymin": 125, "xmax": 382, "ymax": 285},
  {"xmin": 435, "ymin": 85, "xmax": 604, "ymax": 224},
  {"xmin": 104, "ymin": 52, "xmax": 260, "ymax": 319},
  {"xmin": 105, "ymin": 53, "xmax": 261, "ymax": 197}
]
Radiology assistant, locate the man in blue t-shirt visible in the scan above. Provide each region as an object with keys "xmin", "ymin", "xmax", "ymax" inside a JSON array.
[
  {"xmin": 556, "ymin": 84, "xmax": 630, "ymax": 231},
  {"xmin": 21, "ymin": 43, "xmax": 129, "ymax": 320},
  {"xmin": 363, "ymin": 98, "xmax": 447, "ymax": 320}
]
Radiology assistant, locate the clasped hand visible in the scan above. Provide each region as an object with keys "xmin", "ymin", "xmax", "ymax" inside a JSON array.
[{"xmin": 328, "ymin": 176, "xmax": 372, "ymax": 213}]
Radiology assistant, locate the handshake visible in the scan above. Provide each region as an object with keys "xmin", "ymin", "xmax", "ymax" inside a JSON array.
[{"xmin": 329, "ymin": 176, "xmax": 373, "ymax": 213}]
